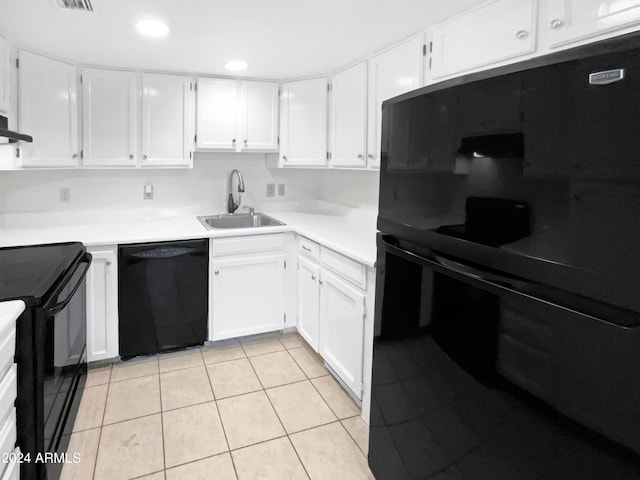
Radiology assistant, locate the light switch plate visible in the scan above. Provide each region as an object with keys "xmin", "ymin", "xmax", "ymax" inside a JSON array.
[
  {"xmin": 60, "ymin": 187, "xmax": 70, "ymax": 202},
  {"xmin": 278, "ymin": 184, "xmax": 285, "ymax": 196},
  {"xmin": 266, "ymin": 183, "xmax": 275, "ymax": 197},
  {"xmin": 144, "ymin": 184, "xmax": 154, "ymax": 200}
]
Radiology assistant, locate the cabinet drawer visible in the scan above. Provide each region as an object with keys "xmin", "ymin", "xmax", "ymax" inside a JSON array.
[
  {"xmin": 0, "ymin": 326, "xmax": 15, "ymax": 380},
  {"xmin": 322, "ymin": 247, "xmax": 366, "ymax": 289},
  {"xmin": 298, "ymin": 237, "xmax": 320, "ymax": 262},
  {"xmin": 0, "ymin": 366, "xmax": 16, "ymax": 429},
  {"xmin": 0, "ymin": 408, "xmax": 16, "ymax": 458},
  {"xmin": 0, "ymin": 448, "xmax": 19, "ymax": 480},
  {"xmin": 211, "ymin": 234, "xmax": 284, "ymax": 256}
]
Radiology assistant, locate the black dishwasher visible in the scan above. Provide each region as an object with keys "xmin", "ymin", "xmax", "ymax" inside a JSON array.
[{"xmin": 118, "ymin": 239, "xmax": 208, "ymax": 359}]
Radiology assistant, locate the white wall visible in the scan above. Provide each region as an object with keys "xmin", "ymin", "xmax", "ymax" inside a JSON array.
[
  {"xmin": 317, "ymin": 169, "xmax": 380, "ymax": 210},
  {"xmin": 0, "ymin": 153, "xmax": 324, "ymax": 214}
]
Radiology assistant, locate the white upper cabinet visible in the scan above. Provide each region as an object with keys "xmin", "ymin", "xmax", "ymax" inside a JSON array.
[
  {"xmin": 547, "ymin": 0, "xmax": 640, "ymax": 47},
  {"xmin": 18, "ymin": 51, "xmax": 78, "ymax": 168},
  {"xmin": 0, "ymin": 36, "xmax": 11, "ymax": 114},
  {"xmin": 196, "ymin": 78, "xmax": 278, "ymax": 152},
  {"xmin": 196, "ymin": 78, "xmax": 238, "ymax": 150},
  {"xmin": 81, "ymin": 68, "xmax": 137, "ymax": 167},
  {"xmin": 141, "ymin": 73, "xmax": 194, "ymax": 167},
  {"xmin": 330, "ymin": 61, "xmax": 368, "ymax": 168},
  {"xmin": 279, "ymin": 77, "xmax": 328, "ymax": 167},
  {"xmin": 238, "ymin": 81, "xmax": 279, "ymax": 151},
  {"xmin": 368, "ymin": 36, "xmax": 424, "ymax": 168},
  {"xmin": 430, "ymin": 0, "xmax": 537, "ymax": 80}
]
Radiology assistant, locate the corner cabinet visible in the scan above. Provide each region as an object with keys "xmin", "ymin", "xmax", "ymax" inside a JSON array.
[
  {"xmin": 141, "ymin": 73, "xmax": 195, "ymax": 167},
  {"xmin": 279, "ymin": 77, "xmax": 328, "ymax": 167},
  {"xmin": 18, "ymin": 51, "xmax": 79, "ymax": 168},
  {"xmin": 330, "ymin": 61, "xmax": 368, "ymax": 168},
  {"xmin": 209, "ymin": 235, "xmax": 286, "ymax": 341},
  {"xmin": 196, "ymin": 78, "xmax": 278, "ymax": 152},
  {"xmin": 81, "ymin": 68, "xmax": 138, "ymax": 167},
  {"xmin": 429, "ymin": 0, "xmax": 536, "ymax": 80},
  {"xmin": 85, "ymin": 246, "xmax": 119, "ymax": 362},
  {"xmin": 368, "ymin": 36, "xmax": 424, "ymax": 168},
  {"xmin": 547, "ymin": 0, "xmax": 640, "ymax": 48}
]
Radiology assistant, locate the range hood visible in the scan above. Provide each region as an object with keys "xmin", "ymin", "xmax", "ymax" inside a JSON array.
[{"xmin": 0, "ymin": 114, "xmax": 32, "ymax": 143}]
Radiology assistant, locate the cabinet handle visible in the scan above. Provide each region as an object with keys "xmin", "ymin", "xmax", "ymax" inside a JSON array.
[
  {"xmin": 283, "ymin": 155, "xmax": 288, "ymax": 162},
  {"xmin": 232, "ymin": 139, "xmax": 236, "ymax": 145},
  {"xmin": 243, "ymin": 139, "xmax": 248, "ymax": 145},
  {"xmin": 105, "ymin": 260, "xmax": 111, "ymax": 266},
  {"xmin": 550, "ymin": 18, "xmax": 565, "ymax": 29},
  {"xmin": 367, "ymin": 154, "xmax": 374, "ymax": 159},
  {"xmin": 214, "ymin": 270, "xmax": 220, "ymax": 275},
  {"xmin": 143, "ymin": 154, "xmax": 148, "ymax": 160},
  {"xmin": 129, "ymin": 154, "xmax": 134, "ymax": 160},
  {"xmin": 357, "ymin": 154, "xmax": 364, "ymax": 159},
  {"xmin": 319, "ymin": 280, "xmax": 324, "ymax": 285},
  {"xmin": 311, "ymin": 274, "xmax": 316, "ymax": 280},
  {"xmin": 302, "ymin": 246, "xmax": 311, "ymax": 252},
  {"xmin": 515, "ymin": 29, "xmax": 529, "ymax": 39},
  {"xmin": 72, "ymin": 153, "xmax": 78, "ymax": 159}
]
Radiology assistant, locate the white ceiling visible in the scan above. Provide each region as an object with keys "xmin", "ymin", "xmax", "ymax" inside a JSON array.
[{"xmin": 0, "ymin": 0, "xmax": 485, "ymax": 79}]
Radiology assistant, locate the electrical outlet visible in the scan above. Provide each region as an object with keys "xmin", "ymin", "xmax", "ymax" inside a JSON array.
[
  {"xmin": 144, "ymin": 184, "xmax": 154, "ymax": 200},
  {"xmin": 59, "ymin": 187, "xmax": 70, "ymax": 202},
  {"xmin": 266, "ymin": 183, "xmax": 275, "ymax": 197},
  {"xmin": 278, "ymin": 184, "xmax": 285, "ymax": 196}
]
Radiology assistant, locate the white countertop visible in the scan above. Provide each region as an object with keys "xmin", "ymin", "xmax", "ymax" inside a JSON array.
[
  {"xmin": 0, "ymin": 206, "xmax": 378, "ymax": 267},
  {"xmin": 0, "ymin": 300, "xmax": 25, "ymax": 334}
]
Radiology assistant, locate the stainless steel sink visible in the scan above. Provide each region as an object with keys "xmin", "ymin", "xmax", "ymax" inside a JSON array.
[{"xmin": 197, "ymin": 213, "xmax": 285, "ymax": 230}]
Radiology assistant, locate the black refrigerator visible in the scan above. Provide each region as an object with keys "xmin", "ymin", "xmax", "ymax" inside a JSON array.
[{"xmin": 370, "ymin": 32, "xmax": 640, "ymax": 479}]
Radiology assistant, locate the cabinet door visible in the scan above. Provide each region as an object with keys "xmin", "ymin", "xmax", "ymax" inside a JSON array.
[
  {"xmin": 210, "ymin": 254, "xmax": 285, "ymax": 340},
  {"xmin": 0, "ymin": 36, "xmax": 11, "ymax": 114},
  {"xmin": 86, "ymin": 247, "xmax": 118, "ymax": 362},
  {"xmin": 18, "ymin": 51, "xmax": 78, "ymax": 167},
  {"xmin": 279, "ymin": 78, "xmax": 328, "ymax": 167},
  {"xmin": 368, "ymin": 37, "xmax": 423, "ymax": 168},
  {"xmin": 331, "ymin": 61, "xmax": 368, "ymax": 167},
  {"xmin": 238, "ymin": 81, "xmax": 279, "ymax": 151},
  {"xmin": 196, "ymin": 78, "xmax": 238, "ymax": 150},
  {"xmin": 319, "ymin": 270, "xmax": 365, "ymax": 398},
  {"xmin": 82, "ymin": 68, "xmax": 137, "ymax": 167},
  {"xmin": 548, "ymin": 0, "xmax": 640, "ymax": 47},
  {"xmin": 142, "ymin": 73, "xmax": 194, "ymax": 167},
  {"xmin": 430, "ymin": 0, "xmax": 536, "ymax": 79},
  {"xmin": 297, "ymin": 256, "xmax": 320, "ymax": 352}
]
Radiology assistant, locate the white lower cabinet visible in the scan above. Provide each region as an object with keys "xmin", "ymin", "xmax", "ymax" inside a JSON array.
[
  {"xmin": 319, "ymin": 269, "xmax": 365, "ymax": 398},
  {"xmin": 85, "ymin": 246, "xmax": 119, "ymax": 362},
  {"xmin": 297, "ymin": 255, "xmax": 320, "ymax": 351},
  {"xmin": 209, "ymin": 236, "xmax": 286, "ymax": 341},
  {"xmin": 296, "ymin": 238, "xmax": 368, "ymax": 400}
]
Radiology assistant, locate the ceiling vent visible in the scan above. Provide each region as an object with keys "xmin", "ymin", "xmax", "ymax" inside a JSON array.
[{"xmin": 52, "ymin": 0, "xmax": 94, "ymax": 12}]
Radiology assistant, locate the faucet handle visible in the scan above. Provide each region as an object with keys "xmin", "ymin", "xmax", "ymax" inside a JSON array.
[{"xmin": 243, "ymin": 206, "xmax": 255, "ymax": 216}]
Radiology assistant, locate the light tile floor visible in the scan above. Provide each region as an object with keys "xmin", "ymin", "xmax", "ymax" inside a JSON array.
[{"xmin": 61, "ymin": 332, "xmax": 373, "ymax": 480}]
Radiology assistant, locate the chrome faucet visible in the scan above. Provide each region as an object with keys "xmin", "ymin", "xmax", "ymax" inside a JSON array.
[{"xmin": 227, "ymin": 169, "xmax": 245, "ymax": 214}]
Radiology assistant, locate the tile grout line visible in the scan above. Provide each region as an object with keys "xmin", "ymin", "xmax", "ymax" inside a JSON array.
[
  {"xmin": 340, "ymin": 417, "xmax": 369, "ymax": 458},
  {"xmin": 158, "ymin": 360, "xmax": 167, "ymax": 477},
  {"xmin": 285, "ymin": 435, "xmax": 312, "ymax": 480},
  {"xmin": 91, "ymin": 363, "xmax": 113, "ymax": 480},
  {"xmin": 201, "ymin": 348, "xmax": 240, "ymax": 480}
]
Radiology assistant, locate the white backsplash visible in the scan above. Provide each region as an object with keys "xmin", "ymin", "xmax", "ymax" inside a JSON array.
[{"xmin": 0, "ymin": 154, "xmax": 381, "ymax": 219}]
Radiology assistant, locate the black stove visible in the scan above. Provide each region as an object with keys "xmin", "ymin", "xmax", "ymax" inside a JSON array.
[{"xmin": 0, "ymin": 242, "xmax": 91, "ymax": 480}]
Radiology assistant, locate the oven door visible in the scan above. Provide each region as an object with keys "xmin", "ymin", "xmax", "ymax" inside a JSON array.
[
  {"xmin": 41, "ymin": 253, "xmax": 91, "ymax": 478},
  {"xmin": 369, "ymin": 235, "xmax": 640, "ymax": 479}
]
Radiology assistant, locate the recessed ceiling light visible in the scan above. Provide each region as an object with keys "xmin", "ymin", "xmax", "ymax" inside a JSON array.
[
  {"xmin": 136, "ymin": 19, "xmax": 169, "ymax": 37},
  {"xmin": 225, "ymin": 60, "xmax": 248, "ymax": 72}
]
